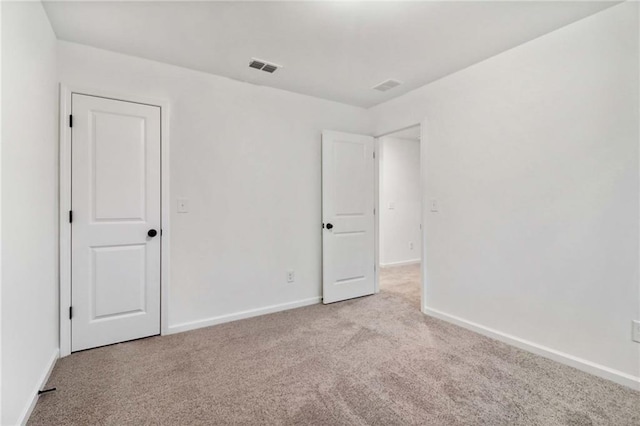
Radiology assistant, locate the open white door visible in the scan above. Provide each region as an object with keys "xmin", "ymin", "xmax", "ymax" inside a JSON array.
[
  {"xmin": 322, "ymin": 131, "xmax": 375, "ymax": 304},
  {"xmin": 71, "ymin": 94, "xmax": 161, "ymax": 351}
]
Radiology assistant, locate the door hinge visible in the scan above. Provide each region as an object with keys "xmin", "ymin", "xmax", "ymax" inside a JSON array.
[
  {"xmin": 69, "ymin": 210, "xmax": 73, "ymax": 223},
  {"xmin": 69, "ymin": 306, "xmax": 73, "ymax": 320},
  {"xmin": 69, "ymin": 115, "xmax": 73, "ymax": 128}
]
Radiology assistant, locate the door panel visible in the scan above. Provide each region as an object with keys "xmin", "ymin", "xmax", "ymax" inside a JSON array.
[
  {"xmin": 322, "ymin": 131, "xmax": 375, "ymax": 304},
  {"xmin": 92, "ymin": 111, "xmax": 147, "ymax": 221},
  {"xmin": 72, "ymin": 94, "xmax": 161, "ymax": 352},
  {"xmin": 333, "ymin": 141, "xmax": 366, "ymax": 214},
  {"xmin": 92, "ymin": 244, "xmax": 146, "ymax": 319}
]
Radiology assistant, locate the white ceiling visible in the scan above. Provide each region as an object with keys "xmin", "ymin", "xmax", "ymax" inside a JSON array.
[{"xmin": 43, "ymin": 1, "xmax": 617, "ymax": 108}]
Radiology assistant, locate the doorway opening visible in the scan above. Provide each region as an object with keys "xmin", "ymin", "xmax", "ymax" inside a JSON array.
[{"xmin": 376, "ymin": 124, "xmax": 422, "ymax": 310}]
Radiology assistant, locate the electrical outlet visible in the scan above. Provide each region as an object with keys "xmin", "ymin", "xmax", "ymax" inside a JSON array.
[
  {"xmin": 632, "ymin": 320, "xmax": 640, "ymax": 343},
  {"xmin": 287, "ymin": 270, "xmax": 295, "ymax": 283},
  {"xmin": 409, "ymin": 241, "xmax": 414, "ymax": 250}
]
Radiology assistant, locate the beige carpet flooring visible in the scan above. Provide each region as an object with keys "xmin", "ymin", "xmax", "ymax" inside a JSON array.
[{"xmin": 30, "ymin": 264, "xmax": 639, "ymax": 425}]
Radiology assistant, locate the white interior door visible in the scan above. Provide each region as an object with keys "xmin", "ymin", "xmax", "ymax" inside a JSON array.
[
  {"xmin": 71, "ymin": 94, "xmax": 161, "ymax": 352},
  {"xmin": 322, "ymin": 130, "xmax": 375, "ymax": 304}
]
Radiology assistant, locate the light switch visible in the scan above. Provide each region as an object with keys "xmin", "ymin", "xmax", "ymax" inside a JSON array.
[
  {"xmin": 388, "ymin": 202, "xmax": 395, "ymax": 210},
  {"xmin": 177, "ymin": 198, "xmax": 189, "ymax": 213},
  {"xmin": 430, "ymin": 199, "xmax": 438, "ymax": 212}
]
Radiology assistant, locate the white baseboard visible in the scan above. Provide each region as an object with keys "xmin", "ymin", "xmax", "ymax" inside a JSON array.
[
  {"xmin": 423, "ymin": 307, "xmax": 640, "ymax": 391},
  {"xmin": 380, "ymin": 259, "xmax": 421, "ymax": 267},
  {"xmin": 167, "ymin": 297, "xmax": 322, "ymax": 335},
  {"xmin": 19, "ymin": 348, "xmax": 59, "ymax": 425}
]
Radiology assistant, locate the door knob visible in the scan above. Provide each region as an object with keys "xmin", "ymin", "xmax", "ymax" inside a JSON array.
[
  {"xmin": 326, "ymin": 223, "xmax": 333, "ymax": 230},
  {"xmin": 148, "ymin": 229, "xmax": 158, "ymax": 237}
]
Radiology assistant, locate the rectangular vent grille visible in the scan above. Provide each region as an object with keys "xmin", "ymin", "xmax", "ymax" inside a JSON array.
[
  {"xmin": 373, "ymin": 79, "xmax": 403, "ymax": 92},
  {"xmin": 262, "ymin": 64, "xmax": 278, "ymax": 73},
  {"xmin": 249, "ymin": 58, "xmax": 281, "ymax": 74}
]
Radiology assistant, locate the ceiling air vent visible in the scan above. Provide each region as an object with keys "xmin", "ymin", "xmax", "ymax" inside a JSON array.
[
  {"xmin": 249, "ymin": 60, "xmax": 265, "ymax": 70},
  {"xmin": 261, "ymin": 64, "xmax": 278, "ymax": 73},
  {"xmin": 373, "ymin": 79, "xmax": 403, "ymax": 92},
  {"xmin": 249, "ymin": 58, "xmax": 281, "ymax": 74}
]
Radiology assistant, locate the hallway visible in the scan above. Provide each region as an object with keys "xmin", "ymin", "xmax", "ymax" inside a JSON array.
[{"xmin": 379, "ymin": 263, "xmax": 421, "ymax": 310}]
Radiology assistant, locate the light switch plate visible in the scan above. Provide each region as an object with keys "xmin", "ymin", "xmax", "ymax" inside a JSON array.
[
  {"xmin": 633, "ymin": 320, "xmax": 640, "ymax": 343},
  {"xmin": 177, "ymin": 198, "xmax": 189, "ymax": 213},
  {"xmin": 388, "ymin": 202, "xmax": 395, "ymax": 210},
  {"xmin": 430, "ymin": 199, "xmax": 438, "ymax": 212}
]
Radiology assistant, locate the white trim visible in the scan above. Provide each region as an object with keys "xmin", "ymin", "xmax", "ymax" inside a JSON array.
[
  {"xmin": 373, "ymin": 137, "xmax": 380, "ymax": 293},
  {"xmin": 380, "ymin": 259, "xmax": 421, "ymax": 267},
  {"xmin": 637, "ymin": 0, "xmax": 640, "ymax": 389},
  {"xmin": 59, "ymin": 85, "xmax": 71, "ymax": 357},
  {"xmin": 424, "ymin": 307, "xmax": 640, "ymax": 391},
  {"xmin": 167, "ymin": 297, "xmax": 321, "ymax": 335},
  {"xmin": 376, "ymin": 124, "xmax": 420, "ymax": 139},
  {"xmin": 0, "ymin": 4, "xmax": 3, "ymax": 418},
  {"xmin": 159, "ymin": 95, "xmax": 171, "ymax": 338},
  {"xmin": 419, "ymin": 119, "xmax": 428, "ymax": 314},
  {"xmin": 18, "ymin": 349, "xmax": 58, "ymax": 426},
  {"xmin": 59, "ymin": 84, "xmax": 170, "ymax": 357}
]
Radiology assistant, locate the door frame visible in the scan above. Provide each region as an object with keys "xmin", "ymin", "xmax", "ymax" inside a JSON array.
[
  {"xmin": 58, "ymin": 84, "xmax": 171, "ymax": 357},
  {"xmin": 373, "ymin": 121, "xmax": 428, "ymax": 313}
]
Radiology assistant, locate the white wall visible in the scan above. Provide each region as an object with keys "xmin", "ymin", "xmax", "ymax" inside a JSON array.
[
  {"xmin": 370, "ymin": 2, "xmax": 640, "ymax": 386},
  {"xmin": 1, "ymin": 2, "xmax": 59, "ymax": 424},
  {"xmin": 379, "ymin": 136, "xmax": 421, "ymax": 266},
  {"xmin": 0, "ymin": 2, "xmax": 3, "ymax": 419},
  {"xmin": 57, "ymin": 41, "xmax": 371, "ymax": 332}
]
